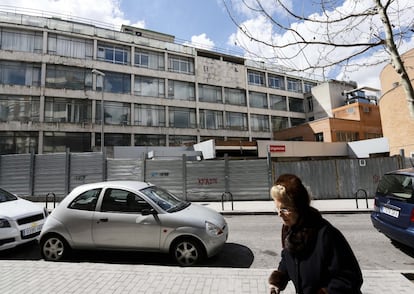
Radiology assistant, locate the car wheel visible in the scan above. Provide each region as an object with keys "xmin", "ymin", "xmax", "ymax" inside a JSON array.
[
  {"xmin": 41, "ymin": 234, "xmax": 70, "ymax": 261},
  {"xmin": 171, "ymin": 238, "xmax": 204, "ymax": 266}
]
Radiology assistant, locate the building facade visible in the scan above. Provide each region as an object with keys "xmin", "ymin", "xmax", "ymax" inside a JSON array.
[
  {"xmin": 379, "ymin": 48, "xmax": 414, "ymax": 161},
  {"xmin": 273, "ymin": 81, "xmax": 383, "ymax": 142},
  {"xmin": 0, "ymin": 11, "xmax": 319, "ymax": 154}
]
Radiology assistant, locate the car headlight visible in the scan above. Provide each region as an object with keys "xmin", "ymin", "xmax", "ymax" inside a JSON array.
[
  {"xmin": 205, "ymin": 221, "xmax": 224, "ymax": 236},
  {"xmin": 0, "ymin": 218, "xmax": 11, "ymax": 228}
]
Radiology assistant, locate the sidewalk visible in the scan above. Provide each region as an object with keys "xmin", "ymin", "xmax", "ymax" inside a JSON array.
[
  {"xmin": 1, "ymin": 260, "xmax": 413, "ymax": 294},
  {"xmin": 7, "ymin": 199, "xmax": 414, "ymax": 294},
  {"xmin": 201, "ymin": 198, "xmax": 374, "ymax": 215}
]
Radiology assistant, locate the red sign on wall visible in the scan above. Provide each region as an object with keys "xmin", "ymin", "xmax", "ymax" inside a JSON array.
[{"xmin": 269, "ymin": 145, "xmax": 286, "ymax": 152}]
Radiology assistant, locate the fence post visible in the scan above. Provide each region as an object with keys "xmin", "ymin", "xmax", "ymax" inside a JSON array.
[
  {"xmin": 182, "ymin": 154, "xmax": 187, "ymax": 201},
  {"xmin": 29, "ymin": 149, "xmax": 35, "ymax": 197},
  {"xmin": 267, "ymin": 151, "xmax": 273, "ymax": 199},
  {"xmin": 102, "ymin": 148, "xmax": 107, "ymax": 181},
  {"xmin": 65, "ymin": 148, "xmax": 70, "ymax": 195}
]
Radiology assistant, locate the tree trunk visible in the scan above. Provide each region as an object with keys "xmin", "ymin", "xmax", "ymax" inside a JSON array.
[{"xmin": 376, "ymin": 0, "xmax": 414, "ymax": 118}]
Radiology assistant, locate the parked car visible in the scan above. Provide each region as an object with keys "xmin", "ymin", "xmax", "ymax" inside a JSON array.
[
  {"xmin": 371, "ymin": 168, "xmax": 414, "ymax": 248},
  {"xmin": 0, "ymin": 187, "xmax": 48, "ymax": 251},
  {"xmin": 40, "ymin": 181, "xmax": 228, "ymax": 266}
]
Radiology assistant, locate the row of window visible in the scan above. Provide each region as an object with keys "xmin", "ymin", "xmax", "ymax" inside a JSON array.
[
  {"xmin": 0, "ymin": 28, "xmax": 194, "ymax": 74},
  {"xmin": 248, "ymin": 70, "xmax": 316, "ymax": 93},
  {"xmin": 0, "ymin": 131, "xmax": 261, "ymax": 154},
  {"xmin": 0, "ymin": 28, "xmax": 316, "ymax": 93},
  {"xmin": 0, "ymin": 60, "xmax": 307, "ymax": 112},
  {"xmin": 0, "ymin": 96, "xmax": 307, "ymax": 131}
]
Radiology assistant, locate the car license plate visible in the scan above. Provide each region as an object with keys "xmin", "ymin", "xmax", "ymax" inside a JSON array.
[
  {"xmin": 22, "ymin": 223, "xmax": 43, "ymax": 237},
  {"xmin": 381, "ymin": 206, "xmax": 399, "ymax": 218}
]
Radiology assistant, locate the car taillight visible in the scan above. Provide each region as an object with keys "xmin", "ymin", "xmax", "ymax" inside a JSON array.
[{"xmin": 411, "ymin": 208, "xmax": 414, "ymax": 223}]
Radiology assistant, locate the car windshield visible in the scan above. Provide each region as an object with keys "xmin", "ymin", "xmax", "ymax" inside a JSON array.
[
  {"xmin": 140, "ymin": 186, "xmax": 190, "ymax": 212},
  {"xmin": 377, "ymin": 174, "xmax": 414, "ymax": 200},
  {"xmin": 0, "ymin": 188, "xmax": 18, "ymax": 203}
]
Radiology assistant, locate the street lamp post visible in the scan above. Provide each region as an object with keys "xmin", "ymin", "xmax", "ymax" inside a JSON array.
[{"xmin": 92, "ymin": 69, "xmax": 105, "ymax": 152}]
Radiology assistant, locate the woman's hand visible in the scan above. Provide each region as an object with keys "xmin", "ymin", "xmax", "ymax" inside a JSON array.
[{"xmin": 269, "ymin": 285, "xmax": 280, "ymax": 294}]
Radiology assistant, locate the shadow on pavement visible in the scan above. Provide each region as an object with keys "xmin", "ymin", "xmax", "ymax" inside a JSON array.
[
  {"xmin": 0, "ymin": 241, "xmax": 254, "ymax": 268},
  {"xmin": 391, "ymin": 240, "xmax": 414, "ymax": 259}
]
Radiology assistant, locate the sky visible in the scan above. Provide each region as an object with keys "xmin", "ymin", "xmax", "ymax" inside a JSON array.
[{"xmin": 1, "ymin": 0, "xmax": 413, "ymax": 91}]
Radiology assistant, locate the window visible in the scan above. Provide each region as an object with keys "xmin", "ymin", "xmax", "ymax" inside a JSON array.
[
  {"xmin": 101, "ymin": 189, "xmax": 151, "ymax": 213},
  {"xmin": 44, "ymin": 97, "xmax": 91, "ymax": 123},
  {"xmin": 315, "ymin": 132, "xmax": 324, "ymax": 142},
  {"xmin": 289, "ymin": 98, "xmax": 304, "ymax": 113},
  {"xmin": 377, "ymin": 174, "xmax": 414, "ymax": 200},
  {"xmin": 46, "ymin": 65, "xmax": 92, "ymax": 90},
  {"xmin": 199, "ymin": 84, "xmax": 222, "ymax": 103},
  {"xmin": 0, "ymin": 61, "xmax": 41, "ymax": 86},
  {"xmin": 168, "ymin": 54, "xmax": 194, "ymax": 74},
  {"xmin": 224, "ymin": 88, "xmax": 246, "ymax": 106},
  {"xmin": 336, "ymin": 131, "xmax": 359, "ymax": 142},
  {"xmin": 248, "ymin": 70, "xmax": 265, "ymax": 86},
  {"xmin": 69, "ymin": 189, "xmax": 101, "ymax": 211},
  {"xmin": 0, "ymin": 131, "xmax": 38, "ymax": 155},
  {"xmin": 271, "ymin": 116, "xmax": 288, "ymax": 131},
  {"xmin": 0, "ymin": 96, "xmax": 40, "ymax": 122},
  {"xmin": 134, "ymin": 76, "xmax": 165, "ymax": 97},
  {"xmin": 43, "ymin": 132, "xmax": 91, "ymax": 153},
  {"xmin": 307, "ymin": 97, "xmax": 314, "ymax": 112},
  {"xmin": 97, "ymin": 43, "xmax": 130, "ymax": 65},
  {"xmin": 169, "ymin": 107, "xmax": 196, "ymax": 128},
  {"xmin": 135, "ymin": 134, "xmax": 166, "ymax": 146},
  {"xmin": 134, "ymin": 104, "xmax": 165, "ymax": 127},
  {"xmin": 96, "ymin": 133, "xmax": 131, "ymax": 147},
  {"xmin": 96, "ymin": 101, "xmax": 130, "ymax": 126},
  {"xmin": 169, "ymin": 135, "xmax": 197, "ymax": 146},
  {"xmin": 226, "ymin": 112, "xmax": 247, "ymax": 131},
  {"xmin": 250, "ymin": 114, "xmax": 269, "ymax": 132},
  {"xmin": 104, "ymin": 71, "xmax": 131, "ymax": 94},
  {"xmin": 168, "ymin": 80, "xmax": 195, "ymax": 101},
  {"xmin": 268, "ymin": 74, "xmax": 285, "ymax": 90},
  {"xmin": 287, "ymin": 78, "xmax": 302, "ymax": 92},
  {"xmin": 249, "ymin": 91, "xmax": 268, "ymax": 109},
  {"xmin": 270, "ymin": 95, "xmax": 287, "ymax": 111},
  {"xmin": 291, "ymin": 117, "xmax": 306, "ymax": 126},
  {"xmin": 48, "ymin": 34, "xmax": 93, "ymax": 59},
  {"xmin": 0, "ymin": 28, "xmax": 42, "ymax": 53},
  {"xmin": 135, "ymin": 49, "xmax": 164, "ymax": 70},
  {"xmin": 199, "ymin": 109, "xmax": 223, "ymax": 129},
  {"xmin": 304, "ymin": 81, "xmax": 316, "ymax": 93}
]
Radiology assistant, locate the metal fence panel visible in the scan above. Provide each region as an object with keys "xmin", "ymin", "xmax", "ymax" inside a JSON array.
[
  {"xmin": 70, "ymin": 152, "xmax": 105, "ymax": 191},
  {"xmin": 186, "ymin": 160, "xmax": 226, "ymax": 201},
  {"xmin": 106, "ymin": 158, "xmax": 144, "ymax": 181},
  {"xmin": 229, "ymin": 159, "xmax": 270, "ymax": 200},
  {"xmin": 145, "ymin": 160, "xmax": 184, "ymax": 199},
  {"xmin": 274, "ymin": 160, "xmax": 338, "ymax": 199},
  {"xmin": 336, "ymin": 157, "xmax": 401, "ymax": 199},
  {"xmin": 0, "ymin": 154, "xmax": 32, "ymax": 196},
  {"xmin": 34, "ymin": 153, "xmax": 67, "ymax": 198},
  {"xmin": 273, "ymin": 157, "xmax": 401, "ymax": 200}
]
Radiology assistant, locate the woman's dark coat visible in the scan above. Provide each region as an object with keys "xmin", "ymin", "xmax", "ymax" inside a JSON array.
[{"xmin": 269, "ymin": 207, "xmax": 363, "ymax": 294}]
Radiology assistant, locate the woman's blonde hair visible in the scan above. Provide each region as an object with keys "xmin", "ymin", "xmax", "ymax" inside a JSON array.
[{"xmin": 270, "ymin": 174, "xmax": 311, "ymax": 212}]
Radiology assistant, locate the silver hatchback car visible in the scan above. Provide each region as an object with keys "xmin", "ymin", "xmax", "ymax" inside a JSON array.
[{"xmin": 40, "ymin": 181, "xmax": 228, "ymax": 266}]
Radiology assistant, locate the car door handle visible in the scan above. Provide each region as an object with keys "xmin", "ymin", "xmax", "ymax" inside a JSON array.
[{"xmin": 98, "ymin": 218, "xmax": 108, "ymax": 223}]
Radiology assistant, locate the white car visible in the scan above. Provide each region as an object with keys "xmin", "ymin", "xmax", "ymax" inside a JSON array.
[
  {"xmin": 40, "ymin": 181, "xmax": 228, "ymax": 266},
  {"xmin": 0, "ymin": 187, "xmax": 48, "ymax": 251}
]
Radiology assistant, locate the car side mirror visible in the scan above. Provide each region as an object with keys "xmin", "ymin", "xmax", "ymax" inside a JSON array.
[{"xmin": 141, "ymin": 208, "xmax": 157, "ymax": 216}]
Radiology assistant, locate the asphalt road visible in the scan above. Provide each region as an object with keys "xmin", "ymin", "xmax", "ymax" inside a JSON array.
[{"xmin": 1, "ymin": 214, "xmax": 414, "ymax": 270}]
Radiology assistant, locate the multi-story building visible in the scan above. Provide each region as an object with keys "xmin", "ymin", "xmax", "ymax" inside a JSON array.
[
  {"xmin": 273, "ymin": 80, "xmax": 383, "ymax": 142},
  {"xmin": 0, "ymin": 11, "xmax": 319, "ymax": 154},
  {"xmin": 379, "ymin": 48, "xmax": 414, "ymax": 163}
]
